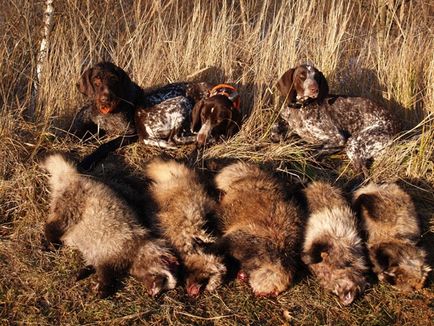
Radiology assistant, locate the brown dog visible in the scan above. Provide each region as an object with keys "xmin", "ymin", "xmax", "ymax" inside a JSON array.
[
  {"xmin": 272, "ymin": 64, "xmax": 399, "ymax": 176},
  {"xmin": 191, "ymin": 84, "xmax": 242, "ymax": 146},
  {"xmin": 133, "ymin": 83, "xmax": 242, "ymax": 148},
  {"xmin": 73, "ymin": 61, "xmax": 142, "ymax": 137},
  {"xmin": 133, "ymin": 82, "xmax": 211, "ymax": 149}
]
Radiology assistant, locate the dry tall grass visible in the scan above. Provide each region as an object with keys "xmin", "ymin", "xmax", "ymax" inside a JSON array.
[{"xmin": 1, "ymin": 0, "xmax": 434, "ymax": 324}]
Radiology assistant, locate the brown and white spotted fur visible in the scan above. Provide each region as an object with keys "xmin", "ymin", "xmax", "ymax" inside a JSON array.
[
  {"xmin": 272, "ymin": 64, "xmax": 399, "ymax": 176},
  {"xmin": 134, "ymin": 82, "xmax": 211, "ymax": 149},
  {"xmin": 42, "ymin": 154, "xmax": 178, "ymax": 298},
  {"xmin": 353, "ymin": 183, "xmax": 431, "ymax": 292},
  {"xmin": 78, "ymin": 81, "xmax": 211, "ymax": 170},
  {"xmin": 302, "ymin": 181, "xmax": 368, "ymax": 305},
  {"xmin": 146, "ymin": 159, "xmax": 226, "ymax": 297},
  {"xmin": 214, "ymin": 162, "xmax": 302, "ymax": 296}
]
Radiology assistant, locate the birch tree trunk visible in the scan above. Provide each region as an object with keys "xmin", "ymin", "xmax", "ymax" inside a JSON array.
[{"xmin": 30, "ymin": 0, "xmax": 54, "ymax": 118}]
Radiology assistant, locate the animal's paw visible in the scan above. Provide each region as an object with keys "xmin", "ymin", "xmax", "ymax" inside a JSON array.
[
  {"xmin": 76, "ymin": 265, "xmax": 96, "ymax": 281},
  {"xmin": 95, "ymin": 282, "xmax": 116, "ymax": 299}
]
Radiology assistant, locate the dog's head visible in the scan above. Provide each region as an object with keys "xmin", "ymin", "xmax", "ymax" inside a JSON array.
[
  {"xmin": 191, "ymin": 89, "xmax": 241, "ymax": 146},
  {"xmin": 276, "ymin": 64, "xmax": 329, "ymax": 105},
  {"xmin": 76, "ymin": 61, "xmax": 137, "ymax": 114}
]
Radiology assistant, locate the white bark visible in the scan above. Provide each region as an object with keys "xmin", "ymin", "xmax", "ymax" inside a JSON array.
[
  {"xmin": 36, "ymin": 0, "xmax": 54, "ymax": 85},
  {"xmin": 30, "ymin": 0, "xmax": 54, "ymax": 117}
]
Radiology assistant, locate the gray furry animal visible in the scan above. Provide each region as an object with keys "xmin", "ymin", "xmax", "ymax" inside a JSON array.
[
  {"xmin": 272, "ymin": 64, "xmax": 399, "ymax": 176},
  {"xmin": 42, "ymin": 154, "xmax": 178, "ymax": 298},
  {"xmin": 214, "ymin": 162, "xmax": 302, "ymax": 296},
  {"xmin": 353, "ymin": 182, "xmax": 431, "ymax": 292},
  {"xmin": 302, "ymin": 181, "xmax": 368, "ymax": 305},
  {"xmin": 146, "ymin": 159, "xmax": 226, "ymax": 297}
]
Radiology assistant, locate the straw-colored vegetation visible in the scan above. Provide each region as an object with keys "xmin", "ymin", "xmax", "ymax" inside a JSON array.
[{"xmin": 1, "ymin": 0, "xmax": 434, "ymax": 324}]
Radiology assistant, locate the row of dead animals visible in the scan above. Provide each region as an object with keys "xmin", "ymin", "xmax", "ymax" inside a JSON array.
[{"xmin": 41, "ymin": 154, "xmax": 431, "ymax": 305}]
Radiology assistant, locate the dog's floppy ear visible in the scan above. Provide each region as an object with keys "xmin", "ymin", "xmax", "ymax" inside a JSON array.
[
  {"xmin": 191, "ymin": 99, "xmax": 205, "ymax": 132},
  {"xmin": 276, "ymin": 68, "xmax": 297, "ymax": 102},
  {"xmin": 115, "ymin": 65, "xmax": 138, "ymax": 103},
  {"xmin": 114, "ymin": 64, "xmax": 133, "ymax": 88},
  {"xmin": 316, "ymin": 69, "xmax": 329, "ymax": 102},
  {"xmin": 76, "ymin": 66, "xmax": 94, "ymax": 97},
  {"xmin": 226, "ymin": 109, "xmax": 242, "ymax": 138}
]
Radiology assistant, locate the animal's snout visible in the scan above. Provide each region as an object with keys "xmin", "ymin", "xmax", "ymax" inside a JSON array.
[
  {"xmin": 303, "ymin": 79, "xmax": 319, "ymax": 98},
  {"xmin": 197, "ymin": 133, "xmax": 206, "ymax": 145},
  {"xmin": 99, "ymin": 89, "xmax": 113, "ymax": 103},
  {"xmin": 196, "ymin": 120, "xmax": 212, "ymax": 145},
  {"xmin": 309, "ymin": 85, "xmax": 319, "ymax": 95}
]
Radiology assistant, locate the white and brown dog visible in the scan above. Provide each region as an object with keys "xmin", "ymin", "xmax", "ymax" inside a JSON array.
[
  {"xmin": 271, "ymin": 64, "xmax": 399, "ymax": 176},
  {"xmin": 191, "ymin": 84, "xmax": 242, "ymax": 146},
  {"xmin": 135, "ymin": 83, "xmax": 241, "ymax": 149}
]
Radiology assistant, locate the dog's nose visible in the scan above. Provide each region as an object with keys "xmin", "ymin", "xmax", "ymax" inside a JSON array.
[
  {"xmin": 197, "ymin": 133, "xmax": 206, "ymax": 145},
  {"xmin": 309, "ymin": 86, "xmax": 319, "ymax": 94},
  {"xmin": 100, "ymin": 93, "xmax": 112, "ymax": 103}
]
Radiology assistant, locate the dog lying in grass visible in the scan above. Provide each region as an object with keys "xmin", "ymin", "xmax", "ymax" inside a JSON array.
[
  {"xmin": 76, "ymin": 63, "xmax": 241, "ymax": 170},
  {"xmin": 72, "ymin": 61, "xmax": 141, "ymax": 138},
  {"xmin": 134, "ymin": 83, "xmax": 241, "ymax": 148},
  {"xmin": 42, "ymin": 154, "xmax": 178, "ymax": 298},
  {"xmin": 272, "ymin": 64, "xmax": 399, "ymax": 177},
  {"xmin": 302, "ymin": 181, "xmax": 369, "ymax": 305},
  {"xmin": 213, "ymin": 162, "xmax": 303, "ymax": 296},
  {"xmin": 353, "ymin": 182, "xmax": 431, "ymax": 292},
  {"xmin": 190, "ymin": 83, "xmax": 242, "ymax": 146},
  {"xmin": 146, "ymin": 159, "xmax": 227, "ymax": 297}
]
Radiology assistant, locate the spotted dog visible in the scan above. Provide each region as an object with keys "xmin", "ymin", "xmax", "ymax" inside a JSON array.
[
  {"xmin": 78, "ymin": 81, "xmax": 210, "ymax": 169},
  {"xmin": 134, "ymin": 82, "xmax": 211, "ymax": 149},
  {"xmin": 271, "ymin": 64, "xmax": 399, "ymax": 176},
  {"xmin": 135, "ymin": 83, "xmax": 241, "ymax": 149},
  {"xmin": 191, "ymin": 84, "xmax": 242, "ymax": 146}
]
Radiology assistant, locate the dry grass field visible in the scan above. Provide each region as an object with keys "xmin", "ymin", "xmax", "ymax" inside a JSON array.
[{"xmin": 1, "ymin": 0, "xmax": 434, "ymax": 324}]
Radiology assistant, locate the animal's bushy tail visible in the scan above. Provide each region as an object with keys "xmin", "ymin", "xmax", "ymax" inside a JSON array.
[
  {"xmin": 304, "ymin": 181, "xmax": 347, "ymax": 214},
  {"xmin": 42, "ymin": 154, "xmax": 78, "ymax": 191},
  {"xmin": 146, "ymin": 159, "xmax": 193, "ymax": 186},
  {"xmin": 215, "ymin": 161, "xmax": 260, "ymax": 192}
]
